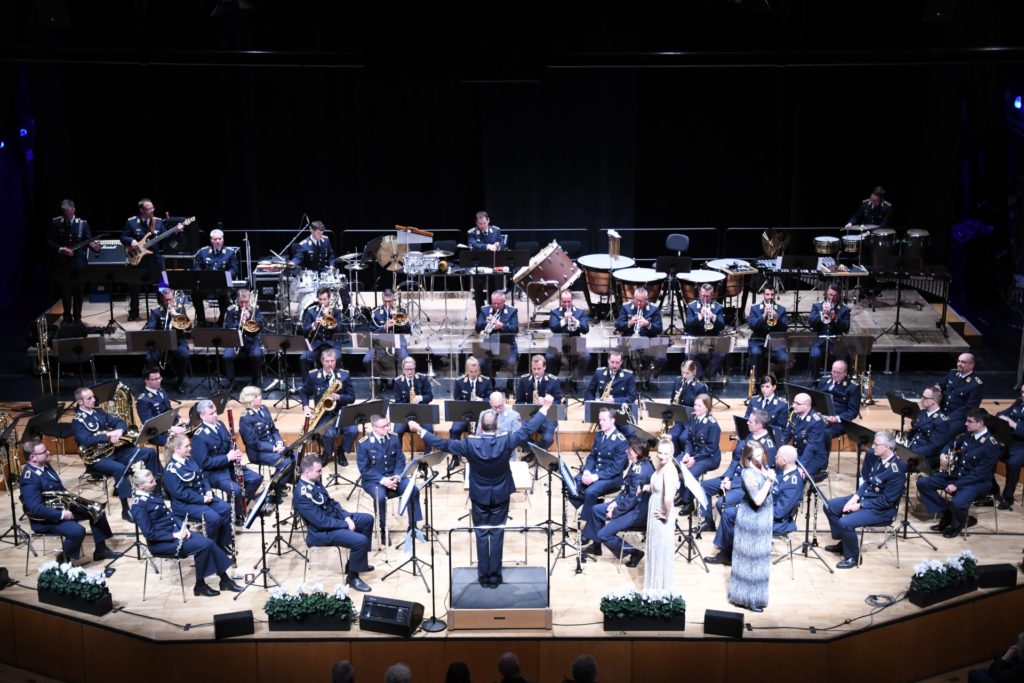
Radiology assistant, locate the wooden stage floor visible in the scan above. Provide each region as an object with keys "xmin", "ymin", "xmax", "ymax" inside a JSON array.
[{"xmin": 0, "ymin": 397, "xmax": 1019, "ymax": 646}]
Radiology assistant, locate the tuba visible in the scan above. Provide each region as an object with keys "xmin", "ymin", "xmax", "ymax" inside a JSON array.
[{"xmin": 310, "ymin": 376, "xmax": 343, "ymax": 425}]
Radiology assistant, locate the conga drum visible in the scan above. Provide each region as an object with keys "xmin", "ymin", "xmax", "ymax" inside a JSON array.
[
  {"xmin": 902, "ymin": 229, "xmax": 930, "ymax": 260},
  {"xmin": 865, "ymin": 228, "xmax": 897, "ymax": 266}
]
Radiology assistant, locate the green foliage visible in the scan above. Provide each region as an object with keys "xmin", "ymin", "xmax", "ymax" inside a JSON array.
[
  {"xmin": 264, "ymin": 583, "xmax": 355, "ymax": 622},
  {"xmin": 909, "ymin": 550, "xmax": 979, "ymax": 594},
  {"xmin": 599, "ymin": 590, "xmax": 686, "ymax": 620},
  {"xmin": 37, "ymin": 562, "xmax": 110, "ymax": 602}
]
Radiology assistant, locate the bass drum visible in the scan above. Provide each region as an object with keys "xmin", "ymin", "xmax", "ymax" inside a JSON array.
[
  {"xmin": 290, "ymin": 291, "xmax": 320, "ymax": 320},
  {"xmin": 512, "ymin": 240, "xmax": 582, "ymax": 307}
]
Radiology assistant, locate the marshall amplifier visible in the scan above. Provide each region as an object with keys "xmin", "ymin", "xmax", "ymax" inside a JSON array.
[{"xmin": 359, "ymin": 595, "xmax": 424, "ymax": 637}]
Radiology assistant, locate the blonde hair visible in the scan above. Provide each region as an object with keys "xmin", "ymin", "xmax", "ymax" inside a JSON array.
[
  {"xmin": 131, "ymin": 468, "xmax": 153, "ymax": 490},
  {"xmin": 655, "ymin": 436, "xmax": 674, "ymax": 469},
  {"xmin": 163, "ymin": 433, "xmax": 189, "ymax": 465},
  {"xmin": 239, "ymin": 385, "xmax": 261, "ymax": 407}
]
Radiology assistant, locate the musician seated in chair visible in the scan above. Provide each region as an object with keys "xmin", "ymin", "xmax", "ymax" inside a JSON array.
[
  {"xmin": 476, "ymin": 390, "xmax": 522, "ymax": 437},
  {"xmin": 903, "ymin": 385, "xmax": 956, "ymax": 471},
  {"xmin": 808, "ymin": 284, "xmax": 850, "ymax": 377},
  {"xmin": 939, "ymin": 352, "xmax": 983, "ymax": 430},
  {"xmin": 301, "ymin": 347, "xmax": 359, "ymax": 467},
  {"xmin": 190, "ymin": 399, "xmax": 264, "ymax": 525},
  {"xmin": 135, "ymin": 365, "xmax": 188, "ymax": 448},
  {"xmin": 580, "ymin": 438, "xmax": 654, "ymax": 567},
  {"xmin": 475, "ymin": 290, "xmax": 519, "ymax": 380},
  {"xmin": 916, "ymin": 409, "xmax": 1002, "ymax": 538},
  {"xmin": 20, "ymin": 439, "xmax": 119, "ymax": 564},
  {"xmin": 996, "ymin": 383, "xmax": 1024, "ymax": 511},
  {"xmin": 130, "ymin": 468, "xmax": 241, "ymax": 596},
  {"xmin": 513, "ymin": 355, "xmax": 562, "ymax": 451},
  {"xmin": 162, "ymin": 434, "xmax": 234, "ymax": 554},
  {"xmin": 362, "ymin": 288, "xmax": 409, "ymax": 386},
  {"xmin": 824, "ymin": 431, "xmax": 905, "ymax": 568},
  {"xmin": 567, "ymin": 408, "xmax": 628, "ymax": 524},
  {"xmin": 450, "ymin": 357, "xmax": 494, "ymax": 443},
  {"xmin": 239, "ymin": 386, "xmax": 294, "ymax": 505},
  {"xmin": 615, "ymin": 286, "xmax": 666, "ymax": 384},
  {"xmin": 546, "ymin": 290, "xmax": 591, "ymax": 387},
  {"xmin": 392, "ymin": 357, "xmax": 434, "ymax": 438},
  {"xmin": 782, "ymin": 392, "xmax": 829, "ymax": 479},
  {"xmin": 300, "ymin": 287, "xmax": 345, "ymax": 376},
  {"xmin": 191, "ymin": 228, "xmax": 238, "ymax": 326},
  {"xmin": 683, "ymin": 283, "xmax": 727, "ymax": 379},
  {"xmin": 706, "ymin": 444, "xmax": 802, "ymax": 566},
  {"xmin": 222, "ymin": 288, "xmax": 264, "ymax": 389},
  {"xmin": 747, "ymin": 285, "xmax": 788, "ymax": 378},
  {"xmin": 668, "ymin": 360, "xmax": 708, "ymax": 454},
  {"xmin": 143, "ymin": 288, "xmax": 192, "ymax": 393},
  {"xmin": 356, "ymin": 414, "xmax": 422, "ymax": 542},
  {"xmin": 71, "ymin": 386, "xmax": 161, "ymax": 522},
  {"xmin": 700, "ymin": 409, "xmax": 777, "ymax": 533},
  {"xmin": 745, "ymin": 375, "xmax": 789, "ymax": 439},
  {"xmin": 816, "ymin": 360, "xmax": 860, "ymax": 457},
  {"xmin": 293, "ymin": 455, "xmax": 375, "ymax": 592},
  {"xmin": 676, "ymin": 394, "xmax": 722, "ymax": 512},
  {"xmin": 583, "ymin": 351, "xmax": 637, "ymax": 439}
]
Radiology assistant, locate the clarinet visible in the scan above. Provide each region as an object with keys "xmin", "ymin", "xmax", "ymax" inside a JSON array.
[{"xmin": 175, "ymin": 513, "xmax": 190, "ymax": 558}]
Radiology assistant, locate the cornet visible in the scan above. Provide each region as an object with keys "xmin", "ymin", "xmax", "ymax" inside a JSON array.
[
  {"xmin": 821, "ymin": 300, "xmax": 833, "ymax": 325},
  {"xmin": 563, "ymin": 307, "xmax": 579, "ymax": 332},
  {"xmin": 701, "ymin": 303, "xmax": 715, "ymax": 331},
  {"xmin": 765, "ymin": 303, "xmax": 778, "ymax": 327}
]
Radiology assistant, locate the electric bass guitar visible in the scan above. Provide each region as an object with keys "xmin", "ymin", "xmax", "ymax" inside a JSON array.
[
  {"xmin": 56, "ymin": 236, "xmax": 100, "ymax": 264},
  {"xmin": 124, "ymin": 216, "xmax": 195, "ymax": 266}
]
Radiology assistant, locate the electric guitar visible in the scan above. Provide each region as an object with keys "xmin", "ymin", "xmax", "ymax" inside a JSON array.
[
  {"xmin": 56, "ymin": 236, "xmax": 100, "ymax": 264},
  {"xmin": 124, "ymin": 216, "xmax": 195, "ymax": 266}
]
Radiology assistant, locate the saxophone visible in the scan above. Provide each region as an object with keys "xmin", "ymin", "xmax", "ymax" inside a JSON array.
[
  {"xmin": 673, "ymin": 378, "xmax": 686, "ymax": 405},
  {"xmin": 408, "ymin": 377, "xmax": 417, "ymax": 404},
  {"xmin": 861, "ymin": 365, "xmax": 875, "ymax": 405},
  {"xmin": 600, "ymin": 371, "xmax": 616, "ymax": 401},
  {"xmin": 310, "ymin": 376, "xmax": 343, "ymax": 425},
  {"xmin": 746, "ymin": 366, "xmax": 757, "ymax": 402}
]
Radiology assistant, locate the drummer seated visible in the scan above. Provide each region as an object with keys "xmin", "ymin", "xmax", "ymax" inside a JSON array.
[
  {"xmin": 362, "ymin": 289, "xmax": 410, "ymax": 383},
  {"xmin": 684, "ymin": 283, "xmax": 727, "ymax": 378},
  {"xmin": 808, "ymin": 284, "xmax": 851, "ymax": 377},
  {"xmin": 747, "ymin": 286, "xmax": 789, "ymax": 377},
  {"xmin": 475, "ymin": 290, "xmax": 519, "ymax": 381},
  {"xmin": 300, "ymin": 287, "xmax": 346, "ymax": 375},
  {"xmin": 614, "ymin": 287, "xmax": 667, "ymax": 379},
  {"xmin": 546, "ymin": 290, "xmax": 591, "ymax": 383}
]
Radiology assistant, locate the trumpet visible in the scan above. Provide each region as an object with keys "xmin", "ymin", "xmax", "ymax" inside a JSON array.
[
  {"xmin": 821, "ymin": 300, "xmax": 833, "ymax": 325},
  {"xmin": 562, "ymin": 307, "xmax": 579, "ymax": 332},
  {"xmin": 701, "ymin": 303, "xmax": 715, "ymax": 331},
  {"xmin": 482, "ymin": 313, "xmax": 499, "ymax": 336},
  {"xmin": 765, "ymin": 303, "xmax": 778, "ymax": 327},
  {"xmin": 631, "ymin": 311, "xmax": 644, "ymax": 336}
]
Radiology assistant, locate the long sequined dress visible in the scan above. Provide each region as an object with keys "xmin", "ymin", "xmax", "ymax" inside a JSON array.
[{"xmin": 727, "ymin": 466, "xmax": 773, "ymax": 610}]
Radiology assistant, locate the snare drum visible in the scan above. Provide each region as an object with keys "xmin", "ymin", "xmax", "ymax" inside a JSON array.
[
  {"xmin": 615, "ymin": 267, "xmax": 667, "ymax": 304},
  {"xmin": 902, "ymin": 229, "xmax": 930, "ymax": 260},
  {"xmin": 676, "ymin": 269, "xmax": 726, "ymax": 303},
  {"xmin": 403, "ymin": 251, "xmax": 426, "ymax": 275},
  {"xmin": 814, "ymin": 236, "xmax": 841, "ymax": 255},
  {"xmin": 512, "ymin": 240, "xmax": 582, "ymax": 307},
  {"xmin": 422, "ymin": 254, "xmax": 440, "ymax": 272},
  {"xmin": 842, "ymin": 234, "xmax": 863, "ymax": 254},
  {"xmin": 578, "ymin": 253, "xmax": 635, "ymax": 299},
  {"xmin": 865, "ymin": 228, "xmax": 897, "ymax": 265},
  {"xmin": 318, "ymin": 266, "xmax": 349, "ymax": 291}
]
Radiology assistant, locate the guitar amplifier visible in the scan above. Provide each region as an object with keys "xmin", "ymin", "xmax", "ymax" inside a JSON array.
[
  {"xmin": 88, "ymin": 240, "xmax": 125, "ymax": 265},
  {"xmin": 359, "ymin": 595, "xmax": 424, "ymax": 636}
]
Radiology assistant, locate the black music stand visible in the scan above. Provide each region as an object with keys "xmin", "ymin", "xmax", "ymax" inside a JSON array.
[
  {"xmin": 470, "ymin": 339, "xmax": 512, "ymax": 386},
  {"xmin": 675, "ymin": 462, "xmax": 710, "ymax": 571},
  {"xmin": 685, "ymin": 336, "xmax": 732, "ymax": 407},
  {"xmin": 367, "ymin": 332, "xmax": 403, "ymax": 399},
  {"xmin": 0, "ymin": 415, "xmax": 29, "ymax": 549},
  {"xmin": 620, "ymin": 336, "xmax": 670, "ymax": 396},
  {"xmin": 414, "ymin": 451, "xmax": 450, "ymax": 633},
  {"xmin": 441, "ymin": 400, "xmax": 489, "ymax": 480},
  {"xmin": 135, "ymin": 410, "xmax": 180, "ymax": 448},
  {"xmin": 655, "ymin": 256, "xmax": 692, "ymax": 332},
  {"xmin": 761, "ymin": 333, "xmax": 790, "ymax": 381},
  {"xmin": 842, "ymin": 420, "xmax": 876, "ymax": 490},
  {"xmin": 166, "ymin": 270, "xmax": 232, "ymax": 324},
  {"xmin": 53, "ymin": 336, "xmax": 103, "ymax": 390},
  {"xmin": 262, "ymin": 334, "xmax": 307, "ymax": 407},
  {"xmin": 879, "ymin": 443, "xmax": 936, "ymax": 552},
  {"xmin": 529, "ymin": 446, "xmax": 581, "ymax": 574},
  {"xmin": 733, "ymin": 413, "xmax": 751, "ymax": 440},
  {"xmin": 645, "ymin": 400, "xmax": 689, "ymax": 436},
  {"xmin": 126, "ymin": 329, "xmax": 177, "ymax": 384},
  {"xmin": 89, "ymin": 379, "xmax": 120, "ymax": 404},
  {"xmin": 886, "ymin": 393, "xmax": 919, "ymax": 434},
  {"xmin": 382, "ymin": 452, "xmax": 444, "ymax": 591},
  {"xmin": 263, "ymin": 457, "xmax": 304, "ymax": 558},
  {"xmin": 789, "ymin": 457, "xmax": 835, "ymax": 574},
  {"xmin": 783, "ymin": 382, "xmax": 836, "ymax": 418},
  {"xmin": 191, "ymin": 327, "xmax": 239, "ymax": 393},
  {"xmin": 548, "ymin": 335, "xmax": 589, "ymax": 396},
  {"xmin": 332, "ymin": 399, "xmax": 387, "ymax": 489},
  {"xmin": 234, "ymin": 484, "xmax": 281, "ymax": 598},
  {"xmin": 875, "ymin": 255, "xmax": 923, "ymax": 341},
  {"xmin": 79, "ymin": 264, "xmax": 134, "ymax": 334},
  {"xmin": 779, "ymin": 255, "xmax": 818, "ymax": 328},
  {"xmin": 388, "ymin": 402, "xmax": 439, "ymax": 459}
]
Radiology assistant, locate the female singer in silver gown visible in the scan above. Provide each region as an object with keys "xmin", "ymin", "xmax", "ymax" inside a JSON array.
[
  {"xmin": 727, "ymin": 440, "xmax": 775, "ymax": 612},
  {"xmin": 644, "ymin": 436, "xmax": 680, "ymax": 592}
]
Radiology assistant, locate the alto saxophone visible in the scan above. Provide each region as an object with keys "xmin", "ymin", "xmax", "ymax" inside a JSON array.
[
  {"xmin": 408, "ymin": 377, "xmax": 417, "ymax": 404},
  {"xmin": 746, "ymin": 366, "xmax": 756, "ymax": 401},
  {"xmin": 673, "ymin": 378, "xmax": 686, "ymax": 405},
  {"xmin": 600, "ymin": 371, "xmax": 616, "ymax": 401},
  {"xmin": 310, "ymin": 376, "xmax": 343, "ymax": 425}
]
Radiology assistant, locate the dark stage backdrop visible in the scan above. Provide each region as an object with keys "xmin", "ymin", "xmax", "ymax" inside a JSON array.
[{"xmin": 5, "ymin": 58, "xmax": 1010, "ymax": 323}]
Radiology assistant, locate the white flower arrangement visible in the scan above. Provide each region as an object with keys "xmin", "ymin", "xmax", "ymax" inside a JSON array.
[
  {"xmin": 600, "ymin": 589, "xmax": 685, "ymax": 619},
  {"xmin": 909, "ymin": 549, "xmax": 979, "ymax": 594},
  {"xmin": 264, "ymin": 582, "xmax": 354, "ymax": 622},
  {"xmin": 37, "ymin": 561, "xmax": 109, "ymax": 601}
]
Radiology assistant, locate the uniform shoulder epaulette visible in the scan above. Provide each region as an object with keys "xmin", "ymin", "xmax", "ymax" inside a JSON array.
[
  {"xmin": 227, "ymin": 304, "xmax": 240, "ymax": 312},
  {"xmin": 468, "ymin": 434, "xmax": 482, "ymax": 439},
  {"xmin": 519, "ymin": 373, "xmax": 532, "ymax": 378},
  {"xmin": 458, "ymin": 374, "xmax": 469, "ymax": 381},
  {"xmin": 609, "ymin": 431, "xmax": 626, "ymax": 441},
  {"xmin": 544, "ymin": 374, "xmax": 556, "ymax": 381},
  {"xmin": 413, "ymin": 373, "xmax": 422, "ymax": 379},
  {"xmin": 810, "ymin": 413, "xmax": 822, "ymax": 422},
  {"xmin": 937, "ymin": 413, "xmax": 949, "ymax": 421},
  {"xmin": 358, "ymin": 435, "xmax": 370, "ymax": 444},
  {"xmin": 595, "ymin": 366, "xmax": 607, "ymax": 373},
  {"xmin": 971, "ymin": 376, "xmax": 983, "ymax": 385},
  {"xmin": 621, "ymin": 369, "xmax": 635, "ymax": 375}
]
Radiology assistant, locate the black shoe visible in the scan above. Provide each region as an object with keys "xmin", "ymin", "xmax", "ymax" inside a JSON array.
[
  {"xmin": 55, "ymin": 552, "xmax": 67, "ymax": 565},
  {"xmin": 346, "ymin": 574, "xmax": 371, "ymax": 592},
  {"xmin": 998, "ymin": 499, "xmax": 1014, "ymax": 511},
  {"xmin": 234, "ymin": 515, "xmax": 245, "ymax": 526},
  {"xmin": 697, "ymin": 519, "xmax": 716, "ymax": 533},
  {"xmin": 836, "ymin": 557, "xmax": 858, "ymax": 569},
  {"xmin": 219, "ymin": 578, "xmax": 243, "ymax": 592},
  {"xmin": 966, "ymin": 516, "xmax": 978, "ymax": 528},
  {"xmin": 973, "ymin": 495, "xmax": 996, "ymax": 508},
  {"xmin": 194, "ymin": 583, "xmax": 221, "ymax": 597},
  {"xmin": 930, "ymin": 512, "xmax": 952, "ymax": 532},
  {"xmin": 93, "ymin": 547, "xmax": 122, "ymax": 562},
  {"xmin": 705, "ymin": 553, "xmax": 731, "ymax": 566},
  {"xmin": 478, "ymin": 578, "xmax": 490, "ymax": 588},
  {"xmin": 678, "ymin": 501, "xmax": 694, "ymax": 515},
  {"xmin": 127, "ymin": 313, "xmax": 140, "ymax": 322},
  {"xmin": 812, "ymin": 471, "xmax": 829, "ymax": 484},
  {"xmin": 579, "ymin": 538, "xmax": 596, "ymax": 549},
  {"xmin": 942, "ymin": 526, "xmax": 963, "ymax": 539},
  {"xmin": 121, "ymin": 508, "xmax": 134, "ymax": 522},
  {"xmin": 582, "ymin": 544, "xmax": 603, "ymax": 557},
  {"xmin": 491, "ymin": 575, "xmax": 503, "ymax": 587},
  {"xmin": 625, "ymin": 550, "xmax": 645, "ymax": 568},
  {"xmin": 339, "ymin": 454, "xmax": 350, "ymax": 467},
  {"xmin": 824, "ymin": 543, "xmax": 844, "ymax": 555}
]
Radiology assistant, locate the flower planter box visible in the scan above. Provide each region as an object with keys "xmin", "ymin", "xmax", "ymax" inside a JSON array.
[
  {"xmin": 603, "ymin": 612, "xmax": 686, "ymax": 632},
  {"xmin": 38, "ymin": 589, "xmax": 113, "ymax": 617},
  {"xmin": 907, "ymin": 579, "xmax": 978, "ymax": 608},
  {"xmin": 268, "ymin": 614, "xmax": 352, "ymax": 632}
]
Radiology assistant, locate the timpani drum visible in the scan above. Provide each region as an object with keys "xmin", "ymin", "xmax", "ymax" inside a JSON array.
[
  {"xmin": 842, "ymin": 235, "xmax": 863, "ymax": 254},
  {"xmin": 902, "ymin": 229, "xmax": 930, "ymax": 260},
  {"xmin": 865, "ymin": 228, "xmax": 897, "ymax": 265},
  {"xmin": 706, "ymin": 258, "xmax": 752, "ymax": 297},
  {"xmin": 814, "ymin": 235, "xmax": 841, "ymax": 255},
  {"xmin": 578, "ymin": 253, "xmax": 635, "ymax": 300},
  {"xmin": 614, "ymin": 267, "xmax": 667, "ymax": 304},
  {"xmin": 512, "ymin": 240, "xmax": 582, "ymax": 307},
  {"xmin": 676, "ymin": 269, "xmax": 726, "ymax": 302}
]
